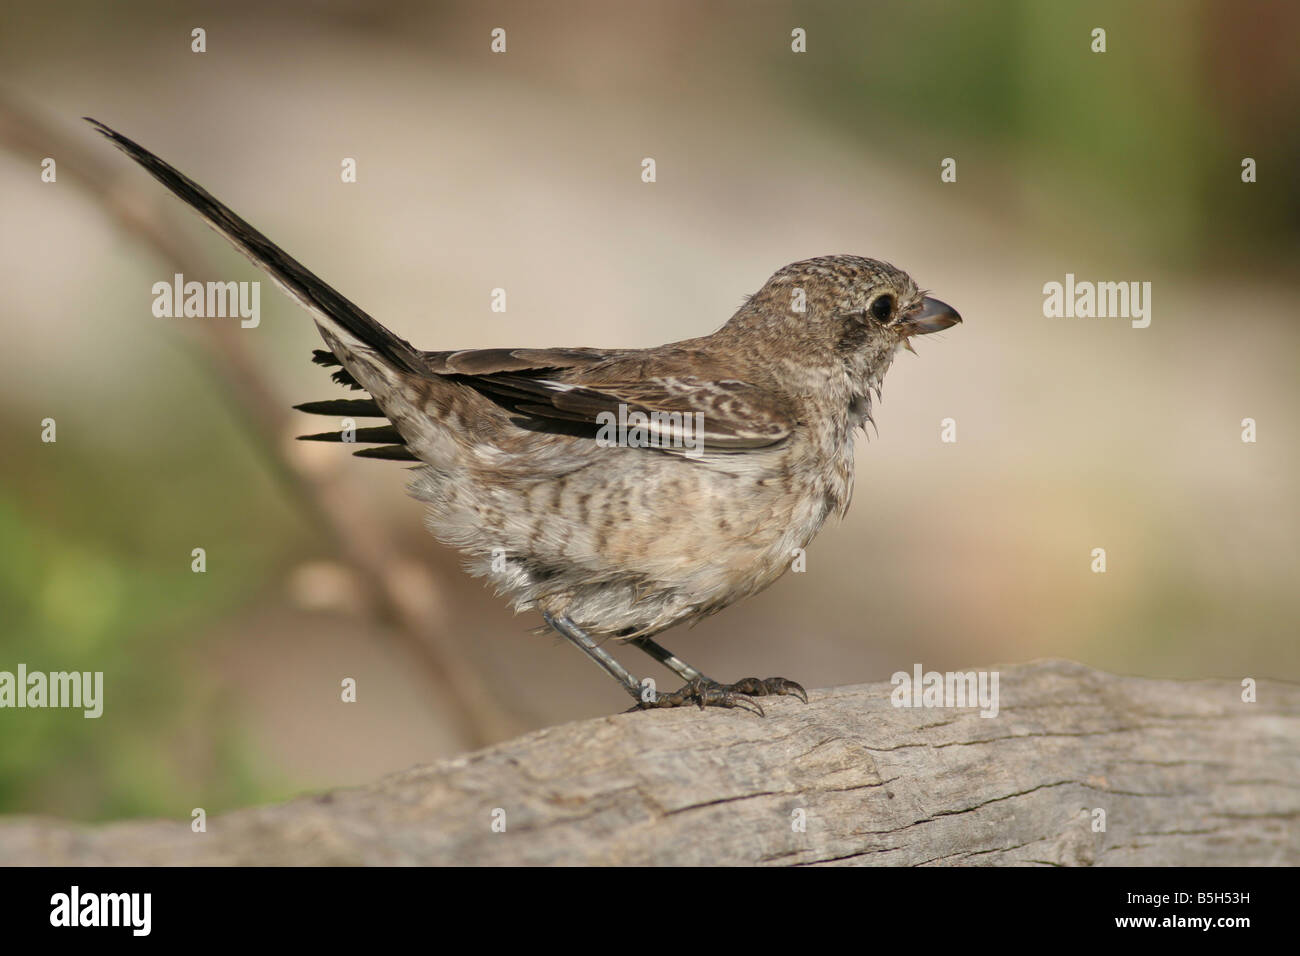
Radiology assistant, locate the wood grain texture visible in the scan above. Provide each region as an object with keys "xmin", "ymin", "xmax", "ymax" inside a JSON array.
[{"xmin": 2, "ymin": 660, "xmax": 1295, "ymax": 865}]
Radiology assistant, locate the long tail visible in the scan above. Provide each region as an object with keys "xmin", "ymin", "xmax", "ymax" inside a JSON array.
[{"xmin": 84, "ymin": 118, "xmax": 427, "ymax": 378}]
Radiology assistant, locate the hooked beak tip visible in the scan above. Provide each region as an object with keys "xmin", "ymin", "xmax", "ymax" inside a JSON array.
[{"xmin": 901, "ymin": 296, "xmax": 961, "ymax": 335}]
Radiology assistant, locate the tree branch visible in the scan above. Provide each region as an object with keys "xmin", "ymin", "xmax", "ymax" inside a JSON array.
[{"xmin": 3, "ymin": 661, "xmax": 1295, "ymax": 865}]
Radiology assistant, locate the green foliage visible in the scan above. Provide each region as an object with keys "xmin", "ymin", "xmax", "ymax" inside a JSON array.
[
  {"xmin": 0, "ymin": 401, "xmax": 299, "ymax": 819},
  {"xmin": 787, "ymin": 0, "xmax": 1300, "ymax": 267}
]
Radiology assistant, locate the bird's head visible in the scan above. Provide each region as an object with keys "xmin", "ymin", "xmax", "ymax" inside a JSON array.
[{"xmin": 727, "ymin": 255, "xmax": 961, "ymax": 418}]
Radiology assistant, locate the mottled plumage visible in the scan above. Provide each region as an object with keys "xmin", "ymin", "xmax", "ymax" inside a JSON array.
[{"xmin": 88, "ymin": 118, "xmax": 960, "ymax": 713}]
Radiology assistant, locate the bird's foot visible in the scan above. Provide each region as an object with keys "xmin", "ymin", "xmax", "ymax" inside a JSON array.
[
  {"xmin": 631, "ymin": 676, "xmax": 808, "ymax": 716},
  {"xmin": 722, "ymin": 676, "xmax": 809, "ymax": 703}
]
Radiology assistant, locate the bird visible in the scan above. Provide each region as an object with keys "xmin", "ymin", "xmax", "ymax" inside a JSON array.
[{"xmin": 86, "ymin": 118, "xmax": 961, "ymax": 716}]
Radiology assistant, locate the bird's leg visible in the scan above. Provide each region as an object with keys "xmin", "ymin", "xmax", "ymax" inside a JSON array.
[
  {"xmin": 543, "ymin": 615, "xmax": 761, "ymax": 715},
  {"xmin": 628, "ymin": 636, "xmax": 810, "ymax": 713},
  {"xmin": 627, "ymin": 636, "xmax": 708, "ymax": 682},
  {"xmin": 543, "ymin": 612, "xmax": 642, "ymax": 698}
]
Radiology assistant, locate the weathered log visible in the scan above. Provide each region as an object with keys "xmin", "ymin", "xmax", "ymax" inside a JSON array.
[{"xmin": 2, "ymin": 660, "xmax": 1295, "ymax": 865}]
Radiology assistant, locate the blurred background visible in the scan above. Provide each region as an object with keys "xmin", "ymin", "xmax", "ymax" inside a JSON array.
[{"xmin": 1, "ymin": 0, "xmax": 1297, "ymax": 821}]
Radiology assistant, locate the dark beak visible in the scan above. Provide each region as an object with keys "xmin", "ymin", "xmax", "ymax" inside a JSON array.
[{"xmin": 900, "ymin": 296, "xmax": 962, "ymax": 335}]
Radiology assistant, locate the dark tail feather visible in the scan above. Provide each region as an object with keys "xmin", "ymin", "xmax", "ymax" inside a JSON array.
[
  {"xmin": 85, "ymin": 118, "xmax": 427, "ymax": 377},
  {"xmin": 293, "ymin": 398, "xmax": 384, "ymax": 417},
  {"xmin": 86, "ymin": 120, "xmax": 428, "ymax": 468},
  {"xmin": 297, "ymin": 425, "xmax": 406, "ymax": 444},
  {"xmin": 311, "ymin": 349, "xmax": 342, "ymax": 367},
  {"xmin": 310, "ymin": 349, "xmax": 364, "ymax": 390},
  {"xmin": 297, "ymin": 419, "xmax": 418, "ymax": 461},
  {"xmin": 295, "ymin": 352, "xmax": 417, "ymax": 463},
  {"xmin": 351, "ymin": 446, "xmax": 419, "ymax": 461}
]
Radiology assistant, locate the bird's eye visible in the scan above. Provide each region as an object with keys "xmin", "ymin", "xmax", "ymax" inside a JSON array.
[{"xmin": 869, "ymin": 294, "xmax": 894, "ymax": 323}]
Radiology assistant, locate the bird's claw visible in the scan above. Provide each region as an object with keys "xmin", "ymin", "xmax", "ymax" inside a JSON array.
[
  {"xmin": 723, "ymin": 676, "xmax": 810, "ymax": 704},
  {"xmin": 630, "ymin": 676, "xmax": 808, "ymax": 715}
]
